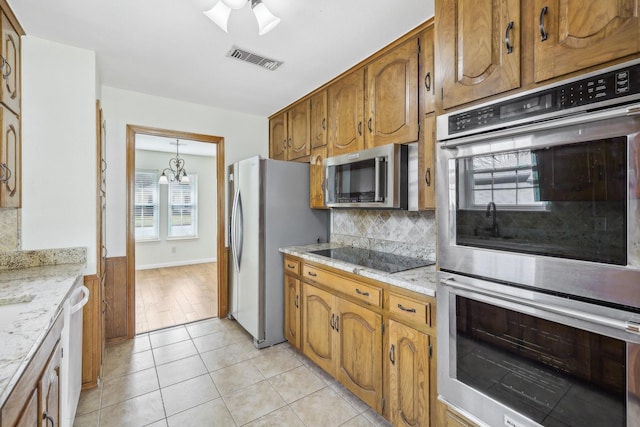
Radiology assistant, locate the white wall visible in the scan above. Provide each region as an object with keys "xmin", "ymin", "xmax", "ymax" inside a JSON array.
[
  {"xmin": 21, "ymin": 36, "xmax": 97, "ymax": 274},
  {"xmin": 135, "ymin": 149, "xmax": 217, "ymax": 268},
  {"xmin": 101, "ymin": 87, "xmax": 268, "ymax": 257}
]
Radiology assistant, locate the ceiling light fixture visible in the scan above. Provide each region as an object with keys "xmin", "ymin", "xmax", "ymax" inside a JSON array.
[
  {"xmin": 159, "ymin": 140, "xmax": 190, "ymax": 185},
  {"xmin": 204, "ymin": 0, "xmax": 280, "ymax": 35}
]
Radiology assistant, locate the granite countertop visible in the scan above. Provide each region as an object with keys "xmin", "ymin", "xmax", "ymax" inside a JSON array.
[
  {"xmin": 0, "ymin": 249, "xmax": 86, "ymax": 408},
  {"xmin": 279, "ymin": 243, "xmax": 437, "ymax": 297}
]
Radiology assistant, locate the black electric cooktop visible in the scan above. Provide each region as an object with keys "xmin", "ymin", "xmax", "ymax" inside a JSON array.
[{"xmin": 309, "ymin": 247, "xmax": 434, "ymax": 274}]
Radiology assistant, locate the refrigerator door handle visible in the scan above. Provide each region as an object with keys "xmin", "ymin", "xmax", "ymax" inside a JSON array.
[
  {"xmin": 231, "ymin": 187, "xmax": 241, "ymax": 272},
  {"xmin": 236, "ymin": 190, "xmax": 244, "ymax": 269}
]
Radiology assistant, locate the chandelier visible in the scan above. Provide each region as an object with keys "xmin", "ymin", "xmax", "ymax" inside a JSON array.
[
  {"xmin": 204, "ymin": 0, "xmax": 280, "ymax": 36},
  {"xmin": 159, "ymin": 140, "xmax": 189, "ymax": 184}
]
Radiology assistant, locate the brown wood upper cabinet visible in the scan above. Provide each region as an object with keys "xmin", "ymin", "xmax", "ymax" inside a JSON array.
[
  {"xmin": 309, "ymin": 146, "xmax": 327, "ymax": 209},
  {"xmin": 533, "ymin": 0, "xmax": 640, "ymax": 82},
  {"xmin": 436, "ymin": 0, "xmax": 521, "ymax": 110},
  {"xmin": 327, "ymin": 68, "xmax": 365, "ymax": 157},
  {"xmin": 365, "ymin": 38, "xmax": 419, "ymax": 148},
  {"xmin": 420, "ymin": 27, "xmax": 436, "ymax": 115},
  {"xmin": 310, "ymin": 90, "xmax": 327, "ymax": 148},
  {"xmin": 1, "ymin": 10, "xmax": 20, "ymax": 116},
  {"xmin": 269, "ymin": 101, "xmax": 311, "ymax": 161},
  {"xmin": 0, "ymin": 105, "xmax": 19, "ymax": 208}
]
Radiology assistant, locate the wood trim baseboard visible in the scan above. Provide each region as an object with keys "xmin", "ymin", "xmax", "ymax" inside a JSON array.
[{"xmin": 82, "ymin": 274, "xmax": 102, "ymax": 390}]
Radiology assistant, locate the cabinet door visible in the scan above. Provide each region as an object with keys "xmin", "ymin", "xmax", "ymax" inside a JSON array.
[
  {"xmin": 269, "ymin": 112, "xmax": 287, "ymax": 160},
  {"xmin": 0, "ymin": 12, "xmax": 19, "ymax": 115},
  {"xmin": 436, "ymin": 0, "xmax": 520, "ymax": 109},
  {"xmin": 365, "ymin": 38, "xmax": 419, "ymax": 148},
  {"xmin": 388, "ymin": 319, "xmax": 430, "ymax": 427},
  {"xmin": 287, "ymin": 101, "xmax": 310, "ymax": 160},
  {"xmin": 335, "ymin": 298, "xmax": 383, "ymax": 412},
  {"xmin": 418, "ymin": 114, "xmax": 436, "ymax": 210},
  {"xmin": 328, "ymin": 69, "xmax": 365, "ymax": 157},
  {"xmin": 310, "ymin": 90, "xmax": 328, "ymax": 148},
  {"xmin": 13, "ymin": 388, "xmax": 38, "ymax": 427},
  {"xmin": 0, "ymin": 106, "xmax": 19, "ymax": 208},
  {"xmin": 534, "ymin": 0, "xmax": 640, "ymax": 82},
  {"xmin": 420, "ymin": 27, "xmax": 436, "ymax": 115},
  {"xmin": 284, "ymin": 275, "xmax": 301, "ymax": 349},
  {"xmin": 40, "ymin": 342, "xmax": 62, "ymax": 427},
  {"xmin": 309, "ymin": 146, "xmax": 328, "ymax": 209},
  {"xmin": 302, "ymin": 284, "xmax": 336, "ymax": 375}
]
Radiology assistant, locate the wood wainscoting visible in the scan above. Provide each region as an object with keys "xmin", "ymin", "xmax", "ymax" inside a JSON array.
[
  {"xmin": 81, "ymin": 274, "xmax": 103, "ymax": 390},
  {"xmin": 105, "ymin": 256, "xmax": 128, "ymax": 343}
]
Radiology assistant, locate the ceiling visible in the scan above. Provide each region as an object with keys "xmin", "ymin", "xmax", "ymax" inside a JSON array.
[{"xmin": 8, "ymin": 0, "xmax": 434, "ymax": 117}]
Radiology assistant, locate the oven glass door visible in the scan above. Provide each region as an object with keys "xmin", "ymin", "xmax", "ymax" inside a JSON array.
[
  {"xmin": 455, "ymin": 136, "xmax": 629, "ymax": 265},
  {"xmin": 456, "ymin": 295, "xmax": 626, "ymax": 426}
]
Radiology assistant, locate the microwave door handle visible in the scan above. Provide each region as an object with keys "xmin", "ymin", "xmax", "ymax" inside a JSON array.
[{"xmin": 374, "ymin": 157, "xmax": 383, "ymax": 202}]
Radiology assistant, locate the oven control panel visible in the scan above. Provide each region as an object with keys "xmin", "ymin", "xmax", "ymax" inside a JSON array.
[{"xmin": 445, "ymin": 60, "xmax": 640, "ymax": 137}]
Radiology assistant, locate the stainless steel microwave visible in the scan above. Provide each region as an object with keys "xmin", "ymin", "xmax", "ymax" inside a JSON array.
[{"xmin": 324, "ymin": 144, "xmax": 408, "ymax": 209}]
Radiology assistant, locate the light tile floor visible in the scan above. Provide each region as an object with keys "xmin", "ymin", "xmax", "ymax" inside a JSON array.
[{"xmin": 73, "ymin": 317, "xmax": 392, "ymax": 427}]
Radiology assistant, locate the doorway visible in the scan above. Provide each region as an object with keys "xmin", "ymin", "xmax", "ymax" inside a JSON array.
[{"xmin": 126, "ymin": 125, "xmax": 227, "ymax": 338}]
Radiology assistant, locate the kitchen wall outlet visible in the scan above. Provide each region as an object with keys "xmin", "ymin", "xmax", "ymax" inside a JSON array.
[
  {"xmin": 594, "ymin": 217, "xmax": 607, "ymax": 232},
  {"xmin": 171, "ymin": 246, "xmax": 177, "ymax": 253}
]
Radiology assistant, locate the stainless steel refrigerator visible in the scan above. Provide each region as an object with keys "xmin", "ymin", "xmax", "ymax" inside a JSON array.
[{"xmin": 228, "ymin": 156, "xmax": 328, "ymax": 348}]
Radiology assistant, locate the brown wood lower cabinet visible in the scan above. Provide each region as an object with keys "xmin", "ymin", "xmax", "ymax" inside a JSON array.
[
  {"xmin": 387, "ymin": 319, "xmax": 430, "ymax": 427},
  {"xmin": 302, "ymin": 282, "xmax": 383, "ymax": 412},
  {"xmin": 284, "ymin": 255, "xmax": 439, "ymax": 426},
  {"xmin": 1, "ymin": 313, "xmax": 63, "ymax": 427}
]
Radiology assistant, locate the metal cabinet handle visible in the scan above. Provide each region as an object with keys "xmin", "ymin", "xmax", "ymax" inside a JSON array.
[
  {"xmin": 43, "ymin": 412, "xmax": 55, "ymax": 427},
  {"xmin": 282, "ymin": 139, "xmax": 287, "ymax": 150},
  {"xmin": 357, "ymin": 121, "xmax": 362, "ymax": 136},
  {"xmin": 307, "ymin": 271, "xmax": 317, "ymax": 277},
  {"xmin": 367, "ymin": 118, "xmax": 372, "ymax": 133},
  {"xmin": 505, "ymin": 21, "xmax": 514, "ymax": 54},
  {"xmin": 355, "ymin": 288, "xmax": 370, "ymax": 297},
  {"xmin": 295, "ymin": 294, "xmax": 299, "ymax": 309},
  {"xmin": 425, "ymin": 167, "xmax": 431, "ymax": 187},
  {"xmin": 288, "ymin": 137, "xmax": 292, "ymax": 148},
  {"xmin": 330, "ymin": 313, "xmax": 335, "ymax": 330},
  {"xmin": 321, "ymin": 118, "xmax": 326, "ymax": 130},
  {"xmin": 539, "ymin": 6, "xmax": 548, "ymax": 41},
  {"xmin": 2, "ymin": 59, "xmax": 11, "ymax": 80},
  {"xmin": 397, "ymin": 303, "xmax": 417, "ymax": 313},
  {"xmin": 0, "ymin": 163, "xmax": 10, "ymax": 183},
  {"xmin": 335, "ymin": 315, "xmax": 339, "ymax": 332},
  {"xmin": 424, "ymin": 72, "xmax": 431, "ymax": 92},
  {"xmin": 389, "ymin": 344, "xmax": 395, "ymax": 365}
]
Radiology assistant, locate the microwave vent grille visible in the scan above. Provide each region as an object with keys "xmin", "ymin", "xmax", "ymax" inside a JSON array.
[{"xmin": 226, "ymin": 46, "xmax": 283, "ymax": 71}]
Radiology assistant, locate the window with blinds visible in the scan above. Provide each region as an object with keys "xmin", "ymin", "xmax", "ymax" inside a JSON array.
[
  {"xmin": 168, "ymin": 174, "xmax": 198, "ymax": 238},
  {"xmin": 460, "ymin": 150, "xmax": 546, "ymax": 209},
  {"xmin": 135, "ymin": 170, "xmax": 160, "ymax": 240}
]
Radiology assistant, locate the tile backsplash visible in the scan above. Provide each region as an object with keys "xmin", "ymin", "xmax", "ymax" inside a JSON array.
[
  {"xmin": 0, "ymin": 208, "xmax": 20, "ymax": 251},
  {"xmin": 331, "ymin": 209, "xmax": 437, "ymax": 261}
]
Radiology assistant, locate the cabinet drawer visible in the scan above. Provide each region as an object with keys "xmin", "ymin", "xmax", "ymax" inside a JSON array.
[
  {"xmin": 284, "ymin": 257, "xmax": 301, "ymax": 275},
  {"xmin": 388, "ymin": 293, "xmax": 430, "ymax": 325},
  {"xmin": 303, "ymin": 264, "xmax": 382, "ymax": 307}
]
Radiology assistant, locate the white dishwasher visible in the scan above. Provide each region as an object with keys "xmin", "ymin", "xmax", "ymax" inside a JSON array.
[{"xmin": 60, "ymin": 283, "xmax": 90, "ymax": 427}]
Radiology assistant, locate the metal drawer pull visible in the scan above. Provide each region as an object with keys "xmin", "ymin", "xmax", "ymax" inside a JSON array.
[
  {"xmin": 307, "ymin": 271, "xmax": 317, "ymax": 277},
  {"xmin": 505, "ymin": 21, "xmax": 514, "ymax": 54},
  {"xmin": 330, "ymin": 313, "xmax": 335, "ymax": 330},
  {"xmin": 389, "ymin": 344, "xmax": 395, "ymax": 365},
  {"xmin": 424, "ymin": 72, "xmax": 431, "ymax": 92},
  {"xmin": 539, "ymin": 7, "xmax": 548, "ymax": 41},
  {"xmin": 321, "ymin": 118, "xmax": 326, "ymax": 130},
  {"xmin": 355, "ymin": 288, "xmax": 370, "ymax": 297},
  {"xmin": 295, "ymin": 294, "xmax": 299, "ymax": 309},
  {"xmin": 367, "ymin": 118, "xmax": 373, "ymax": 133},
  {"xmin": 357, "ymin": 121, "xmax": 363, "ymax": 136},
  {"xmin": 335, "ymin": 315, "xmax": 339, "ymax": 332},
  {"xmin": 397, "ymin": 303, "xmax": 417, "ymax": 313},
  {"xmin": 425, "ymin": 167, "xmax": 431, "ymax": 186},
  {"xmin": 287, "ymin": 263, "xmax": 295, "ymax": 269},
  {"xmin": 43, "ymin": 412, "xmax": 55, "ymax": 427}
]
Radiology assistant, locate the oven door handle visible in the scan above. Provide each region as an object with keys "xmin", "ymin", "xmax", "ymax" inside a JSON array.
[{"xmin": 440, "ymin": 277, "xmax": 639, "ymax": 335}]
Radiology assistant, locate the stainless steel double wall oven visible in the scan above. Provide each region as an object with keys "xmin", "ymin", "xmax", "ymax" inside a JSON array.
[{"xmin": 436, "ymin": 59, "xmax": 640, "ymax": 427}]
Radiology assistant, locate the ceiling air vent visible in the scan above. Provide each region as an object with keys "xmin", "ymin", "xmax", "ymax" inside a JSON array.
[{"xmin": 226, "ymin": 46, "xmax": 283, "ymax": 71}]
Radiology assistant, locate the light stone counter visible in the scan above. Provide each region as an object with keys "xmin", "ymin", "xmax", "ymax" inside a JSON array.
[
  {"xmin": 279, "ymin": 243, "xmax": 437, "ymax": 297},
  {"xmin": 0, "ymin": 248, "xmax": 86, "ymax": 408}
]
